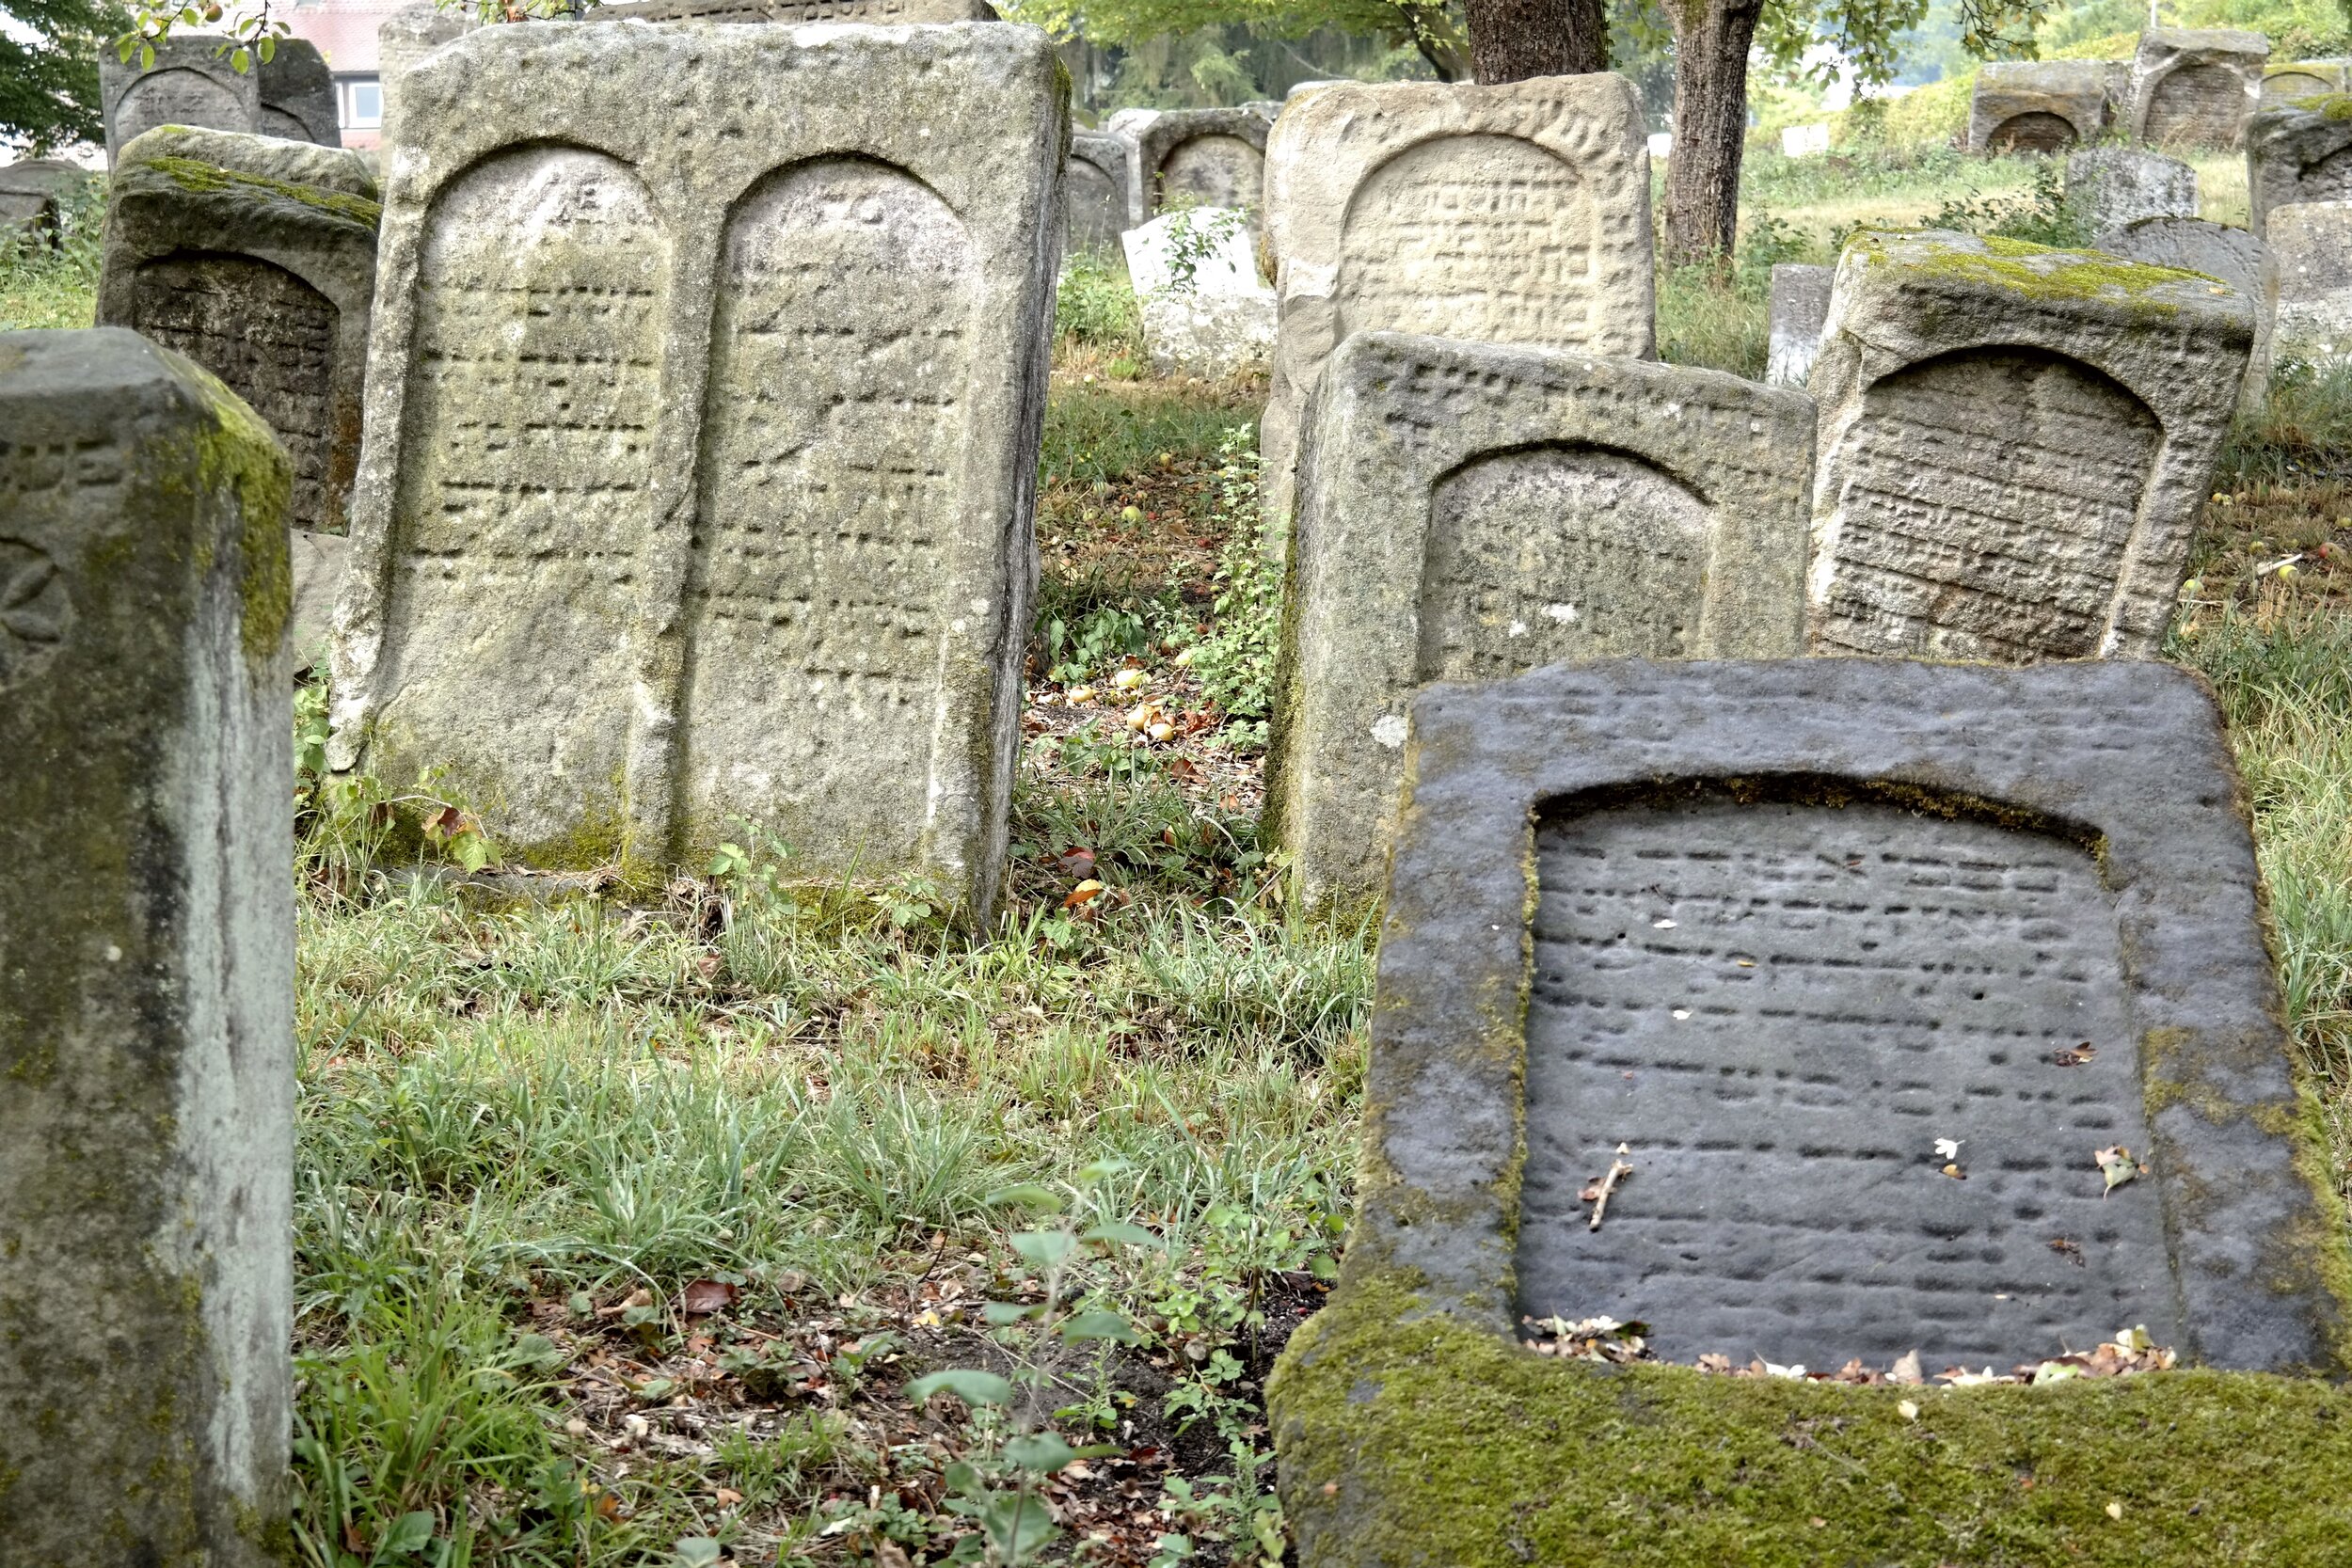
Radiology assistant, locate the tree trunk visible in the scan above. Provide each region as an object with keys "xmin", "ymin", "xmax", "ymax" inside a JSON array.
[
  {"xmin": 1661, "ymin": 0, "xmax": 1764, "ymax": 265},
  {"xmin": 1462, "ymin": 0, "xmax": 1608, "ymax": 82}
]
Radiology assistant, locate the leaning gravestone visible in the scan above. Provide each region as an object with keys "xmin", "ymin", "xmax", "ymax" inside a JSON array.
[
  {"xmin": 0, "ymin": 326, "xmax": 294, "ymax": 1567},
  {"xmin": 0, "ymin": 158, "xmax": 84, "ymax": 245},
  {"xmin": 1270, "ymin": 657, "xmax": 2352, "ymax": 1567},
  {"xmin": 1808, "ymin": 230, "xmax": 2249, "ymax": 662},
  {"xmin": 2262, "ymin": 59, "xmax": 2343, "ymax": 105},
  {"xmin": 1122, "ymin": 207, "xmax": 1273, "ymax": 376},
  {"xmin": 1067, "ymin": 130, "xmax": 1135, "ymax": 253},
  {"xmin": 1132, "ymin": 107, "xmax": 1270, "ymax": 219},
  {"xmin": 98, "ymin": 126, "xmax": 380, "ymax": 538},
  {"xmin": 1966, "ymin": 59, "xmax": 2118, "ymax": 152},
  {"xmin": 1271, "ymin": 332, "xmax": 1812, "ymax": 909},
  {"xmin": 1766, "ymin": 261, "xmax": 1830, "ymax": 387},
  {"xmin": 2095, "ymin": 214, "xmax": 2277, "ymax": 407},
  {"xmin": 377, "ymin": 2, "xmax": 476, "ymax": 144},
  {"xmin": 334, "ymin": 22, "xmax": 1059, "ymax": 918},
  {"xmin": 259, "ymin": 38, "xmax": 341, "ymax": 144},
  {"xmin": 2128, "ymin": 27, "xmax": 2267, "ymax": 149},
  {"xmin": 2065, "ymin": 147, "xmax": 2197, "ymax": 232},
  {"xmin": 2265, "ymin": 200, "xmax": 2352, "ymax": 360},
  {"xmin": 2247, "ymin": 93, "xmax": 2352, "ymax": 236},
  {"xmin": 100, "ymin": 34, "xmax": 262, "ymax": 161},
  {"xmin": 1260, "ymin": 74, "xmax": 1654, "ymax": 546}
]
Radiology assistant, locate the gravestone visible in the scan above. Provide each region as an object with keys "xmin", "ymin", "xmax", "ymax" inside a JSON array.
[
  {"xmin": 2095, "ymin": 214, "xmax": 2277, "ymax": 407},
  {"xmin": 1808, "ymin": 230, "xmax": 2249, "ymax": 662},
  {"xmin": 377, "ymin": 2, "xmax": 476, "ymax": 144},
  {"xmin": 1121, "ymin": 206, "xmax": 1273, "ymax": 375},
  {"xmin": 2247, "ymin": 94, "xmax": 2352, "ymax": 236},
  {"xmin": 1270, "ymin": 658, "xmax": 2352, "ymax": 1567},
  {"xmin": 0, "ymin": 326, "xmax": 294, "ymax": 1567},
  {"xmin": 292, "ymin": 527, "xmax": 347, "ymax": 670},
  {"xmin": 2129, "ymin": 27, "xmax": 2267, "ymax": 150},
  {"xmin": 99, "ymin": 126, "xmax": 380, "ymax": 538},
  {"xmin": 2265, "ymin": 200, "xmax": 2352, "ymax": 359},
  {"xmin": 260, "ymin": 38, "xmax": 340, "ymax": 144},
  {"xmin": 1068, "ymin": 130, "xmax": 1134, "ymax": 253},
  {"xmin": 100, "ymin": 34, "xmax": 262, "ymax": 161},
  {"xmin": 2065, "ymin": 147, "xmax": 2197, "ymax": 232},
  {"xmin": 2263, "ymin": 59, "xmax": 2343, "ymax": 104},
  {"xmin": 1260, "ymin": 74, "xmax": 1654, "ymax": 547},
  {"xmin": 334, "ymin": 22, "xmax": 1060, "ymax": 918},
  {"xmin": 1104, "ymin": 106, "xmax": 1159, "ymax": 137},
  {"xmin": 1271, "ymin": 332, "xmax": 1812, "ymax": 909},
  {"xmin": 0, "ymin": 158, "xmax": 84, "ymax": 245},
  {"xmin": 1766, "ymin": 261, "xmax": 1831, "ymax": 387},
  {"xmin": 594, "ymin": 0, "xmax": 998, "ymax": 19},
  {"xmin": 1965, "ymin": 60, "xmax": 2118, "ymax": 153},
  {"xmin": 1132, "ymin": 107, "xmax": 1269, "ymax": 223}
]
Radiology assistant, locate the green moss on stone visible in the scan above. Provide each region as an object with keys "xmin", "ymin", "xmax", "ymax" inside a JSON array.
[
  {"xmin": 1853, "ymin": 231, "xmax": 2224, "ymax": 310},
  {"xmin": 183, "ymin": 372, "xmax": 293, "ymax": 671},
  {"xmin": 2294, "ymin": 92, "xmax": 2352, "ymax": 121},
  {"xmin": 141, "ymin": 152, "xmax": 381, "ymax": 227}
]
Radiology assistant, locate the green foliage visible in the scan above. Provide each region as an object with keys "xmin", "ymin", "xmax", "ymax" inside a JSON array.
[
  {"xmin": 1055, "ymin": 250, "xmax": 1143, "ymax": 354},
  {"xmin": 1010, "ymin": 0, "xmax": 1467, "ymax": 84},
  {"xmin": 1184, "ymin": 430, "xmax": 1281, "ymax": 738},
  {"xmin": 1154, "ymin": 207, "xmax": 1251, "ymax": 294},
  {"xmin": 1922, "ymin": 156, "xmax": 2090, "ymax": 246},
  {"xmin": 0, "ymin": 0, "xmax": 122, "ymax": 151},
  {"xmin": 1041, "ymin": 604, "xmax": 1154, "ymax": 685},
  {"xmin": 0, "ymin": 169, "xmax": 104, "ymax": 331}
]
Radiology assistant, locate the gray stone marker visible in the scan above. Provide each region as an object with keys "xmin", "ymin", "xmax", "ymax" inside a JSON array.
[
  {"xmin": 259, "ymin": 38, "xmax": 340, "ymax": 144},
  {"xmin": 2247, "ymin": 94, "xmax": 2352, "ymax": 236},
  {"xmin": 1271, "ymin": 333, "xmax": 1812, "ymax": 910},
  {"xmin": 1966, "ymin": 60, "xmax": 2118, "ymax": 153},
  {"xmin": 101, "ymin": 33, "xmax": 262, "ymax": 161},
  {"xmin": 377, "ymin": 2, "xmax": 477, "ymax": 145},
  {"xmin": 2065, "ymin": 147, "xmax": 2197, "ymax": 232},
  {"xmin": 2263, "ymin": 59, "xmax": 2344, "ymax": 105},
  {"xmin": 334, "ymin": 22, "xmax": 1061, "ymax": 917},
  {"xmin": 2096, "ymin": 214, "xmax": 2277, "ymax": 407},
  {"xmin": 1766, "ymin": 261, "xmax": 1831, "ymax": 387},
  {"xmin": 1808, "ymin": 230, "xmax": 2249, "ymax": 662},
  {"xmin": 1261, "ymin": 74, "xmax": 1655, "ymax": 546},
  {"xmin": 0, "ymin": 158, "xmax": 84, "ymax": 245},
  {"xmin": 0, "ymin": 326, "xmax": 294, "ymax": 1565},
  {"xmin": 98, "ymin": 126, "xmax": 380, "ymax": 539},
  {"xmin": 2129, "ymin": 27, "xmax": 2267, "ymax": 150},
  {"xmin": 1132, "ymin": 107, "xmax": 1269, "ymax": 220},
  {"xmin": 2265, "ymin": 199, "xmax": 2352, "ymax": 359},
  {"xmin": 1068, "ymin": 130, "xmax": 1135, "ymax": 253}
]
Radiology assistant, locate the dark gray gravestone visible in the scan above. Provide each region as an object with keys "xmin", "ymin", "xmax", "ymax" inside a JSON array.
[
  {"xmin": 0, "ymin": 159, "xmax": 84, "ymax": 245},
  {"xmin": 1340, "ymin": 658, "xmax": 2341, "ymax": 1374},
  {"xmin": 1068, "ymin": 130, "xmax": 1134, "ymax": 253},
  {"xmin": 1133, "ymin": 107, "xmax": 1268, "ymax": 218},
  {"xmin": 259, "ymin": 38, "xmax": 342, "ymax": 145},
  {"xmin": 99, "ymin": 34, "xmax": 262, "ymax": 161},
  {"xmin": 1765, "ymin": 261, "xmax": 1829, "ymax": 386}
]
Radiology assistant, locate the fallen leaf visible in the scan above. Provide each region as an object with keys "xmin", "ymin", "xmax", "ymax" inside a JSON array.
[
  {"xmin": 1064, "ymin": 879, "xmax": 1105, "ymax": 910},
  {"xmin": 2094, "ymin": 1145, "xmax": 2144, "ymax": 1196},
  {"xmin": 1891, "ymin": 1350, "xmax": 1924, "ymax": 1386},
  {"xmin": 1933, "ymin": 1137, "xmax": 1963, "ymax": 1161},
  {"xmin": 680, "ymin": 1278, "xmax": 738, "ymax": 1316},
  {"xmin": 2052, "ymin": 1043, "xmax": 2096, "ymax": 1067},
  {"xmin": 1054, "ymin": 847, "xmax": 1096, "ymax": 878}
]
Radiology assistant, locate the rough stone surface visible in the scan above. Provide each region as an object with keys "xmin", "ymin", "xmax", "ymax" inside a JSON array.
[
  {"xmin": 1271, "ymin": 333, "xmax": 1811, "ymax": 909},
  {"xmin": 1807, "ymin": 230, "xmax": 2250, "ymax": 662},
  {"xmin": 1068, "ymin": 130, "xmax": 1135, "ymax": 253},
  {"xmin": 2263, "ymin": 59, "xmax": 2344, "ymax": 104},
  {"xmin": 2065, "ymin": 148, "xmax": 2197, "ymax": 232},
  {"xmin": 334, "ymin": 22, "xmax": 1062, "ymax": 919},
  {"xmin": 2265, "ymin": 199, "xmax": 2352, "ymax": 359},
  {"xmin": 1131, "ymin": 106, "xmax": 1268, "ymax": 220},
  {"xmin": 259, "ymin": 38, "xmax": 341, "ymax": 144},
  {"xmin": 376, "ymin": 2, "xmax": 477, "ymax": 145},
  {"xmin": 595, "ymin": 0, "xmax": 997, "ymax": 17},
  {"xmin": 0, "ymin": 326, "xmax": 294, "ymax": 1567},
  {"xmin": 2129, "ymin": 27, "xmax": 2267, "ymax": 150},
  {"xmin": 2095, "ymin": 214, "xmax": 2277, "ymax": 406},
  {"xmin": 100, "ymin": 33, "xmax": 262, "ymax": 161},
  {"xmin": 98, "ymin": 126, "xmax": 380, "ymax": 536},
  {"xmin": 1260, "ymin": 73, "xmax": 1654, "ymax": 545},
  {"xmin": 1766, "ymin": 261, "xmax": 1831, "ymax": 387},
  {"xmin": 1122, "ymin": 207, "xmax": 1273, "ymax": 375},
  {"xmin": 2247, "ymin": 94, "xmax": 2352, "ymax": 236},
  {"xmin": 1965, "ymin": 60, "xmax": 2118, "ymax": 153},
  {"xmin": 0, "ymin": 158, "xmax": 83, "ymax": 245},
  {"xmin": 293, "ymin": 527, "xmax": 348, "ymax": 669}
]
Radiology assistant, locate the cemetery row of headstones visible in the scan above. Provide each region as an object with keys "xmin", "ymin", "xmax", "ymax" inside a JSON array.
[{"xmin": 1967, "ymin": 27, "xmax": 2275, "ymax": 154}]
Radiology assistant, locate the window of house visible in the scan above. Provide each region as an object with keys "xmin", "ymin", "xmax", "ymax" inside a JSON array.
[{"xmin": 339, "ymin": 78, "xmax": 382, "ymax": 129}]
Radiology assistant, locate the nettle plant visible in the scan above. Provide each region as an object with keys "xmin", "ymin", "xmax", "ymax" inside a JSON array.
[{"xmin": 1157, "ymin": 206, "xmax": 1251, "ymax": 296}]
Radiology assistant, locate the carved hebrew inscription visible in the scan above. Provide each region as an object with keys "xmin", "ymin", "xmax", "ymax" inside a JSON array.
[
  {"xmin": 1818, "ymin": 348, "xmax": 2157, "ymax": 661},
  {"xmin": 1338, "ymin": 135, "xmax": 1597, "ymax": 348},
  {"xmin": 380, "ymin": 147, "xmax": 665, "ymax": 837},
  {"xmin": 131, "ymin": 255, "xmax": 338, "ymax": 531},
  {"xmin": 1066, "ymin": 158, "xmax": 1122, "ymax": 251},
  {"xmin": 683, "ymin": 158, "xmax": 975, "ymax": 859},
  {"xmin": 1416, "ymin": 446, "xmax": 1707, "ymax": 682},
  {"xmin": 1156, "ymin": 135, "xmax": 1262, "ymax": 212},
  {"xmin": 1516, "ymin": 787, "xmax": 2173, "ymax": 1370},
  {"xmin": 2145, "ymin": 62, "xmax": 2245, "ymax": 147},
  {"xmin": 117, "ymin": 69, "xmax": 244, "ymax": 145}
]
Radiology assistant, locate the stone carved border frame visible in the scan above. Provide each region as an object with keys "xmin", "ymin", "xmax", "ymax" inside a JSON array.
[
  {"xmin": 1128, "ymin": 107, "xmax": 1269, "ymax": 223},
  {"xmin": 1349, "ymin": 657, "xmax": 2344, "ymax": 1377},
  {"xmin": 2128, "ymin": 28, "xmax": 2267, "ymax": 150},
  {"xmin": 98, "ymin": 37, "xmax": 262, "ymax": 161}
]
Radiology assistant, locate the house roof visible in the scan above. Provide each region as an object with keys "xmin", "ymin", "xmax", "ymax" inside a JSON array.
[{"xmin": 279, "ymin": 0, "xmax": 421, "ymax": 75}]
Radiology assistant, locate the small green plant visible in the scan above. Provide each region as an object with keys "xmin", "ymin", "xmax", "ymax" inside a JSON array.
[
  {"xmin": 1055, "ymin": 249, "xmax": 1143, "ymax": 351},
  {"xmin": 1184, "ymin": 429, "xmax": 1281, "ymax": 739},
  {"xmin": 1925, "ymin": 159, "xmax": 2089, "ymax": 248},
  {"xmin": 1157, "ymin": 207, "xmax": 1251, "ymax": 295},
  {"xmin": 1041, "ymin": 604, "xmax": 1152, "ymax": 684}
]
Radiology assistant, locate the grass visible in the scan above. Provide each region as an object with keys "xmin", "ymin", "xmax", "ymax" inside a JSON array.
[{"xmin": 0, "ymin": 169, "xmax": 103, "ymax": 330}]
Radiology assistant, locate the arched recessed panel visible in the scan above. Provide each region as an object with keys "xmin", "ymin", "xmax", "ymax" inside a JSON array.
[
  {"xmin": 1820, "ymin": 347, "xmax": 2158, "ymax": 660},
  {"xmin": 1416, "ymin": 444, "xmax": 1709, "ymax": 683},
  {"xmin": 1338, "ymin": 135, "xmax": 1597, "ymax": 347},
  {"xmin": 1986, "ymin": 111, "xmax": 2078, "ymax": 154},
  {"xmin": 2145, "ymin": 62, "xmax": 2244, "ymax": 147},
  {"xmin": 1155, "ymin": 134, "xmax": 1262, "ymax": 211},
  {"xmin": 131, "ymin": 253, "xmax": 338, "ymax": 531},
  {"xmin": 684, "ymin": 157, "xmax": 977, "ymax": 863},
  {"xmin": 2299, "ymin": 142, "xmax": 2352, "ymax": 202},
  {"xmin": 380, "ymin": 145, "xmax": 667, "ymax": 850},
  {"xmin": 2264, "ymin": 70, "xmax": 2331, "ymax": 105},
  {"xmin": 259, "ymin": 105, "xmax": 310, "ymax": 141},
  {"xmin": 1065, "ymin": 157, "xmax": 1122, "ymax": 252},
  {"xmin": 117, "ymin": 68, "xmax": 244, "ymax": 145}
]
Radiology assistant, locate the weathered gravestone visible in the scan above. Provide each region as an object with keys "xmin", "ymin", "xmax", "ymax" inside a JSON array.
[
  {"xmin": 2263, "ymin": 59, "xmax": 2344, "ymax": 105},
  {"xmin": 0, "ymin": 326, "xmax": 294, "ymax": 1566},
  {"xmin": 2065, "ymin": 147, "xmax": 2197, "ymax": 232},
  {"xmin": 333, "ymin": 23, "xmax": 1060, "ymax": 917},
  {"xmin": 377, "ymin": 2, "xmax": 477, "ymax": 144},
  {"xmin": 1132, "ymin": 107, "xmax": 1269, "ymax": 219},
  {"xmin": 100, "ymin": 34, "xmax": 262, "ymax": 161},
  {"xmin": 2247, "ymin": 93, "xmax": 2352, "ymax": 236},
  {"xmin": 1966, "ymin": 60, "xmax": 2118, "ymax": 153},
  {"xmin": 99, "ymin": 126, "xmax": 380, "ymax": 539},
  {"xmin": 594, "ymin": 0, "xmax": 997, "ymax": 17},
  {"xmin": 1260, "ymin": 74, "xmax": 1655, "ymax": 547},
  {"xmin": 2129, "ymin": 27, "xmax": 2267, "ymax": 150},
  {"xmin": 0, "ymin": 158, "xmax": 84, "ymax": 245},
  {"xmin": 1068, "ymin": 130, "xmax": 1135, "ymax": 253},
  {"xmin": 1269, "ymin": 657, "xmax": 2352, "ymax": 1568},
  {"xmin": 1271, "ymin": 332, "xmax": 1811, "ymax": 910},
  {"xmin": 1766, "ymin": 261, "xmax": 1831, "ymax": 387},
  {"xmin": 259, "ymin": 38, "xmax": 341, "ymax": 145},
  {"xmin": 2265, "ymin": 199, "xmax": 2352, "ymax": 359},
  {"xmin": 2095, "ymin": 214, "xmax": 2277, "ymax": 407},
  {"xmin": 1807, "ymin": 230, "xmax": 2249, "ymax": 662},
  {"xmin": 1121, "ymin": 206, "xmax": 1273, "ymax": 376}
]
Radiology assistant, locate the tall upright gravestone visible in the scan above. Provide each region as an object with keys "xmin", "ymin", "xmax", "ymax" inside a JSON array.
[
  {"xmin": 2247, "ymin": 93, "xmax": 2352, "ymax": 236},
  {"xmin": 1259, "ymin": 74, "xmax": 1655, "ymax": 546},
  {"xmin": 1966, "ymin": 60, "xmax": 2118, "ymax": 153},
  {"xmin": 2095, "ymin": 214, "xmax": 2278, "ymax": 408},
  {"xmin": 376, "ymin": 2, "xmax": 477, "ymax": 145},
  {"xmin": 2064, "ymin": 147, "xmax": 2197, "ymax": 232},
  {"xmin": 1765, "ymin": 261, "xmax": 1831, "ymax": 387},
  {"xmin": 2127, "ymin": 27, "xmax": 2266, "ymax": 150},
  {"xmin": 0, "ymin": 327, "xmax": 294, "ymax": 1564},
  {"xmin": 2265, "ymin": 199, "xmax": 2352, "ymax": 360},
  {"xmin": 1067, "ymin": 130, "xmax": 1136, "ymax": 253},
  {"xmin": 1807, "ymin": 230, "xmax": 2249, "ymax": 662},
  {"xmin": 100, "ymin": 34, "xmax": 342, "ymax": 158},
  {"xmin": 1271, "ymin": 333, "xmax": 1812, "ymax": 909},
  {"xmin": 334, "ymin": 23, "xmax": 1062, "ymax": 917},
  {"xmin": 1131, "ymin": 107, "xmax": 1270, "ymax": 219}
]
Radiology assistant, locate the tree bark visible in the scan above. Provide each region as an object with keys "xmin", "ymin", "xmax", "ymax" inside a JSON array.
[
  {"xmin": 1462, "ymin": 0, "xmax": 1608, "ymax": 82},
  {"xmin": 1661, "ymin": 0, "xmax": 1764, "ymax": 265}
]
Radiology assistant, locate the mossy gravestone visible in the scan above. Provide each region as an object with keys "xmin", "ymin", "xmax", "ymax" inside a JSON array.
[
  {"xmin": 1269, "ymin": 332, "xmax": 1811, "ymax": 911},
  {"xmin": 1271, "ymin": 658, "xmax": 2352, "ymax": 1568},
  {"xmin": 1258, "ymin": 74, "xmax": 1655, "ymax": 546},
  {"xmin": 2127, "ymin": 27, "xmax": 2266, "ymax": 150},
  {"xmin": 1807, "ymin": 230, "xmax": 2249, "ymax": 662},
  {"xmin": 333, "ymin": 23, "xmax": 1061, "ymax": 919},
  {"xmin": 0, "ymin": 328, "xmax": 294, "ymax": 1563},
  {"xmin": 99, "ymin": 125, "xmax": 381, "ymax": 539},
  {"xmin": 2247, "ymin": 92, "xmax": 2352, "ymax": 237},
  {"xmin": 2094, "ymin": 214, "xmax": 2278, "ymax": 409}
]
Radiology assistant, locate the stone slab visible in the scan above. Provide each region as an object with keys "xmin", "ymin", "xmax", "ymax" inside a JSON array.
[
  {"xmin": 1123, "ymin": 209, "xmax": 1273, "ymax": 373},
  {"xmin": 98, "ymin": 126, "xmax": 380, "ymax": 536},
  {"xmin": 1130, "ymin": 106, "xmax": 1268, "ymax": 221},
  {"xmin": 1270, "ymin": 333, "xmax": 1811, "ymax": 909},
  {"xmin": 259, "ymin": 38, "xmax": 341, "ymax": 144},
  {"xmin": 2263, "ymin": 59, "xmax": 2344, "ymax": 105},
  {"xmin": 2129, "ymin": 27, "xmax": 2267, "ymax": 150},
  {"xmin": 1068, "ymin": 129, "xmax": 1135, "ymax": 252},
  {"xmin": 0, "ymin": 158, "xmax": 84, "ymax": 245},
  {"xmin": 100, "ymin": 33, "xmax": 263, "ymax": 161},
  {"xmin": 334, "ymin": 22, "xmax": 1062, "ymax": 918},
  {"xmin": 1807, "ymin": 230, "xmax": 2250, "ymax": 662},
  {"xmin": 292, "ymin": 526, "xmax": 348, "ymax": 669},
  {"xmin": 376, "ymin": 2, "xmax": 477, "ymax": 145},
  {"xmin": 2265, "ymin": 199, "xmax": 2352, "ymax": 358},
  {"xmin": 1765, "ymin": 261, "xmax": 1830, "ymax": 387},
  {"xmin": 2247, "ymin": 93, "xmax": 2352, "ymax": 237},
  {"xmin": 2065, "ymin": 148, "xmax": 2197, "ymax": 232},
  {"xmin": 1966, "ymin": 59, "xmax": 2118, "ymax": 153},
  {"xmin": 2094, "ymin": 214, "xmax": 2276, "ymax": 407},
  {"xmin": 0, "ymin": 325, "xmax": 293, "ymax": 1565},
  {"xmin": 1259, "ymin": 73, "xmax": 1654, "ymax": 549}
]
